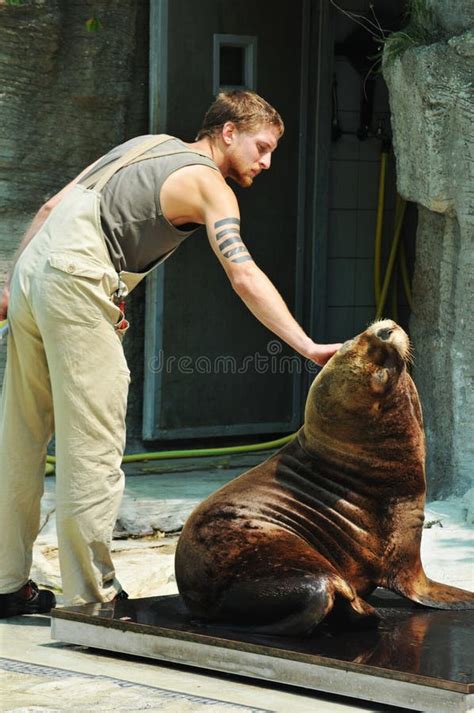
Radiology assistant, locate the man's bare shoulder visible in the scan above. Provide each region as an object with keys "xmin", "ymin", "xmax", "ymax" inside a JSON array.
[
  {"xmin": 161, "ymin": 164, "xmax": 234, "ymax": 225},
  {"xmin": 161, "ymin": 165, "xmax": 235, "ymax": 223},
  {"xmin": 163, "ymin": 163, "xmax": 228, "ymax": 195}
]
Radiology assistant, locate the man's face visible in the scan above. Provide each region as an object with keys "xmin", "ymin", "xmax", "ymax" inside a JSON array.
[{"xmin": 225, "ymin": 125, "xmax": 280, "ymax": 188}]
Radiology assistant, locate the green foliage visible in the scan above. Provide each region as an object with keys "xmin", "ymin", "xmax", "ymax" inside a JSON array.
[
  {"xmin": 384, "ymin": 0, "xmax": 448, "ymax": 66},
  {"xmin": 85, "ymin": 17, "xmax": 103, "ymax": 32},
  {"xmin": 4, "ymin": 0, "xmax": 25, "ymax": 5}
]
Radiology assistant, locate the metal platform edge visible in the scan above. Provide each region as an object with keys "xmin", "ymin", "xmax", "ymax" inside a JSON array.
[{"xmin": 51, "ymin": 617, "xmax": 473, "ymax": 713}]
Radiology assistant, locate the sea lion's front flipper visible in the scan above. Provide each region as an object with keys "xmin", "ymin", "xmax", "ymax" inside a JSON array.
[{"xmin": 394, "ymin": 570, "xmax": 474, "ymax": 610}]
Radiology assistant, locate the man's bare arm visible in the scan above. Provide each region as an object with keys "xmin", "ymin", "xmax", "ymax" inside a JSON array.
[{"xmin": 201, "ymin": 175, "xmax": 341, "ymax": 365}]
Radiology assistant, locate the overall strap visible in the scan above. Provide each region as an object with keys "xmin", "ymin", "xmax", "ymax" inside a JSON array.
[
  {"xmin": 112, "ymin": 148, "xmax": 217, "ymax": 171},
  {"xmin": 81, "ymin": 134, "xmax": 174, "ymax": 191}
]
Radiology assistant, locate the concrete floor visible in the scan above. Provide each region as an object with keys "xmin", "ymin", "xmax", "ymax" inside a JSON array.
[{"xmin": 1, "ymin": 454, "xmax": 472, "ymax": 712}]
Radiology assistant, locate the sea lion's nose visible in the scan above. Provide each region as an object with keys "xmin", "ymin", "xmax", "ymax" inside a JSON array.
[{"xmin": 377, "ymin": 327, "xmax": 393, "ymax": 341}]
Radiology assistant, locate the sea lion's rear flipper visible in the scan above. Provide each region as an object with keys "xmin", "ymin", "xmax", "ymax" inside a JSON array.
[
  {"xmin": 248, "ymin": 577, "xmax": 335, "ymax": 636},
  {"xmin": 215, "ymin": 572, "xmax": 338, "ymax": 637},
  {"xmin": 394, "ymin": 571, "xmax": 474, "ymax": 610},
  {"xmin": 328, "ymin": 588, "xmax": 380, "ymax": 631},
  {"xmin": 217, "ymin": 572, "xmax": 378, "ymax": 637}
]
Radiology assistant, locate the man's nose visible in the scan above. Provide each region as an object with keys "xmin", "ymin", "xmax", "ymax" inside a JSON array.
[{"xmin": 259, "ymin": 153, "xmax": 271, "ymax": 170}]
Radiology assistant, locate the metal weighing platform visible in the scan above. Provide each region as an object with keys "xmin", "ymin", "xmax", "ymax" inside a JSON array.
[{"xmin": 51, "ymin": 590, "xmax": 473, "ymax": 713}]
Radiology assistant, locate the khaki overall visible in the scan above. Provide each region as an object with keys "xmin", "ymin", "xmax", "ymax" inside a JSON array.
[{"xmin": 0, "ymin": 136, "xmax": 182, "ymax": 604}]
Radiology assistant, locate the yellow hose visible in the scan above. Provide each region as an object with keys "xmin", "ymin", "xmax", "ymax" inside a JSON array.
[
  {"xmin": 375, "ymin": 194, "xmax": 406, "ymax": 320},
  {"xmin": 390, "ymin": 266, "xmax": 399, "ymax": 323},
  {"xmin": 374, "ymin": 151, "xmax": 388, "ymax": 308},
  {"xmin": 374, "ymin": 148, "xmax": 416, "ymax": 321},
  {"xmin": 399, "ymin": 241, "xmax": 415, "ymax": 312}
]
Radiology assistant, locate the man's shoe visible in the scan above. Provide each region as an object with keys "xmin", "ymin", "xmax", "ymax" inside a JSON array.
[
  {"xmin": 0, "ymin": 580, "xmax": 56, "ymax": 618},
  {"xmin": 113, "ymin": 589, "xmax": 129, "ymax": 601}
]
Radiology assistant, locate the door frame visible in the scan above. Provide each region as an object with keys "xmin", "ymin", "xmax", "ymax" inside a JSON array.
[
  {"xmin": 299, "ymin": 0, "xmax": 335, "ymax": 395},
  {"xmin": 143, "ymin": 0, "xmax": 169, "ymax": 440},
  {"xmin": 143, "ymin": 0, "xmax": 333, "ymax": 441}
]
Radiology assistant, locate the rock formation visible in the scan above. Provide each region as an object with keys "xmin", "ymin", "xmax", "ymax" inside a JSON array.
[{"xmin": 383, "ymin": 1, "xmax": 474, "ymax": 496}]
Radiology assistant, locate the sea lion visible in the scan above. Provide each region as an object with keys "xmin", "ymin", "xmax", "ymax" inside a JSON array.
[{"xmin": 175, "ymin": 320, "xmax": 474, "ymax": 636}]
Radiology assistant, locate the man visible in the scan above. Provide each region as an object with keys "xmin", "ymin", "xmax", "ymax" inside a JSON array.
[{"xmin": 0, "ymin": 90, "xmax": 341, "ymax": 616}]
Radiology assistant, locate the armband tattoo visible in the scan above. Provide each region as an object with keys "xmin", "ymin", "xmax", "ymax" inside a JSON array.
[
  {"xmin": 213, "ymin": 217, "xmax": 253, "ymax": 264},
  {"xmin": 214, "ymin": 217, "xmax": 240, "ymax": 229}
]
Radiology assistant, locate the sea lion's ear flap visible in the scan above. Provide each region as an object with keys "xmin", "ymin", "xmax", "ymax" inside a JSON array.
[{"xmin": 370, "ymin": 367, "xmax": 390, "ymax": 394}]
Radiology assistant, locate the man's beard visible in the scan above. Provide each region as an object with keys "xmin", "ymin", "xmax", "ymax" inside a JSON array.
[
  {"xmin": 228, "ymin": 168, "xmax": 253, "ymax": 188},
  {"xmin": 227, "ymin": 155, "xmax": 254, "ymax": 188}
]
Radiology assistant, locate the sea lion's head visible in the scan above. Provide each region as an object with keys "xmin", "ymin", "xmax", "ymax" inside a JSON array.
[{"xmin": 303, "ymin": 320, "xmax": 421, "ymax": 450}]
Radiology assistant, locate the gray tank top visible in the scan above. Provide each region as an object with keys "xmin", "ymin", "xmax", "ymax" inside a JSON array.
[{"xmin": 79, "ymin": 135, "xmax": 219, "ymax": 272}]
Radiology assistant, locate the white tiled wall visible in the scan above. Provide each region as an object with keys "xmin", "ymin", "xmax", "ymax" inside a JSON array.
[{"xmin": 326, "ymin": 0, "xmax": 410, "ymax": 343}]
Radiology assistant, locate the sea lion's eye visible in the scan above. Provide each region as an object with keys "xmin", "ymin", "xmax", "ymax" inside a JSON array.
[{"xmin": 377, "ymin": 328, "xmax": 393, "ymax": 341}]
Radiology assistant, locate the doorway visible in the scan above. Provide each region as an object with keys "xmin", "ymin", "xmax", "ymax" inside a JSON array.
[{"xmin": 144, "ymin": 0, "xmax": 331, "ymax": 441}]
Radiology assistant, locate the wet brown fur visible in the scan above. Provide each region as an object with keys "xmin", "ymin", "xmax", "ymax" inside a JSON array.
[{"xmin": 175, "ymin": 321, "xmax": 474, "ymax": 636}]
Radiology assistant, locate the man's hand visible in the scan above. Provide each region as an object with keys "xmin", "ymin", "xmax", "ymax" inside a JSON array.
[
  {"xmin": 305, "ymin": 342, "xmax": 342, "ymax": 366},
  {"xmin": 0, "ymin": 285, "xmax": 9, "ymax": 321}
]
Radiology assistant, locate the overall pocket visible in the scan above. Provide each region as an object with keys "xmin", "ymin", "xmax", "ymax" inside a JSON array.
[
  {"xmin": 48, "ymin": 253, "xmax": 107, "ymax": 280},
  {"xmin": 44, "ymin": 253, "xmax": 110, "ymax": 326}
]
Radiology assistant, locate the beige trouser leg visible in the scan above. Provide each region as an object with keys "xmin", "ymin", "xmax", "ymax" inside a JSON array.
[
  {"xmin": 0, "ymin": 232, "xmax": 129, "ymax": 605},
  {"xmin": 45, "ymin": 322, "xmax": 129, "ymax": 606},
  {"xmin": 0, "ymin": 282, "xmax": 54, "ymax": 593}
]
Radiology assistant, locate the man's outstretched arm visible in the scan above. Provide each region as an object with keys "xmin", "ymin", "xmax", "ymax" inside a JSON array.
[{"xmin": 201, "ymin": 174, "xmax": 341, "ymax": 366}]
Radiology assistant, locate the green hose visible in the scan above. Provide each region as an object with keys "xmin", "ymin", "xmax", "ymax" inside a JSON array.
[{"xmin": 45, "ymin": 432, "xmax": 297, "ymax": 471}]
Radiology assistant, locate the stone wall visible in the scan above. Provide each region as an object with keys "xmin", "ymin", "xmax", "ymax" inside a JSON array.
[
  {"xmin": 0, "ymin": 0, "xmax": 149, "ymax": 443},
  {"xmin": 383, "ymin": 2, "xmax": 474, "ymax": 497}
]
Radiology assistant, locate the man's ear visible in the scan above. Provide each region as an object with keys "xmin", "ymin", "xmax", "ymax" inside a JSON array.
[{"xmin": 222, "ymin": 122, "xmax": 236, "ymax": 145}]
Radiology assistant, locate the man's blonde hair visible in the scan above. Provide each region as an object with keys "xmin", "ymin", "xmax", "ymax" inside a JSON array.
[{"xmin": 196, "ymin": 90, "xmax": 284, "ymax": 140}]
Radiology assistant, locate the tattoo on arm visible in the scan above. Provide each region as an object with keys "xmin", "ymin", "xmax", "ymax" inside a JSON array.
[
  {"xmin": 214, "ymin": 217, "xmax": 240, "ymax": 229},
  {"xmin": 216, "ymin": 228, "xmax": 240, "ymax": 240},
  {"xmin": 223, "ymin": 246, "xmax": 248, "ymax": 259},
  {"xmin": 232, "ymin": 255, "xmax": 253, "ymax": 264},
  {"xmin": 213, "ymin": 217, "xmax": 253, "ymax": 264},
  {"xmin": 219, "ymin": 236, "xmax": 242, "ymax": 251}
]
